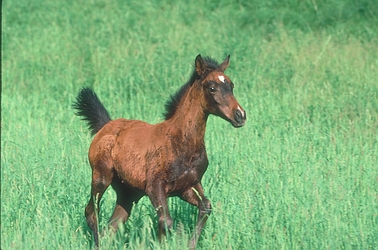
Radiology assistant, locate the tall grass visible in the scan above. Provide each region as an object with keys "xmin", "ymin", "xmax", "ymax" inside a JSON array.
[{"xmin": 2, "ymin": 0, "xmax": 377, "ymax": 249}]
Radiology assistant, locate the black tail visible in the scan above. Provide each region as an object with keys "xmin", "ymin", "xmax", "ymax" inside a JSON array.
[{"xmin": 73, "ymin": 88, "xmax": 111, "ymax": 136}]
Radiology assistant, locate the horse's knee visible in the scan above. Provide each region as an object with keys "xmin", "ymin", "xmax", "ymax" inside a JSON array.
[{"xmin": 201, "ymin": 199, "xmax": 212, "ymax": 215}]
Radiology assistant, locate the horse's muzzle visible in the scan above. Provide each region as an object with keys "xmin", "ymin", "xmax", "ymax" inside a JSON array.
[{"xmin": 233, "ymin": 108, "xmax": 246, "ymax": 128}]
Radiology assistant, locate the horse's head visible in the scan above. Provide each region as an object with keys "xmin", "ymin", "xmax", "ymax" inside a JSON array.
[{"xmin": 195, "ymin": 54, "xmax": 246, "ymax": 128}]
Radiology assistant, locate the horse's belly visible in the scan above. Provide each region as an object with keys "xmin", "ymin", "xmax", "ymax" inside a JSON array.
[
  {"xmin": 112, "ymin": 144, "xmax": 149, "ymax": 191},
  {"xmin": 111, "ymin": 157, "xmax": 147, "ymax": 190}
]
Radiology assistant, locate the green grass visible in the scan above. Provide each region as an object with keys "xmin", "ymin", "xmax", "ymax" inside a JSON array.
[{"xmin": 2, "ymin": 0, "xmax": 378, "ymax": 249}]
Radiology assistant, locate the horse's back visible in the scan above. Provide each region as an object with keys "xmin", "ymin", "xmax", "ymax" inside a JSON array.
[{"xmin": 88, "ymin": 118, "xmax": 147, "ymax": 166}]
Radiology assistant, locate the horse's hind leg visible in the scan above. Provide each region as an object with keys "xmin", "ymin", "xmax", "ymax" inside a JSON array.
[
  {"xmin": 108, "ymin": 176, "xmax": 143, "ymax": 232},
  {"xmin": 85, "ymin": 160, "xmax": 114, "ymax": 247}
]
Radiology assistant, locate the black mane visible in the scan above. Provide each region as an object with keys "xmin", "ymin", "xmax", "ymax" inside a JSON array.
[{"xmin": 163, "ymin": 56, "xmax": 220, "ymax": 120}]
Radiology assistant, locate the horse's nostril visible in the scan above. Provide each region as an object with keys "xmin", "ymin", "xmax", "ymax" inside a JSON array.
[{"xmin": 235, "ymin": 109, "xmax": 243, "ymax": 123}]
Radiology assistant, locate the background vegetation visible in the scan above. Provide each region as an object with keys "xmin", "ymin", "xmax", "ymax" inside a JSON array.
[{"xmin": 2, "ymin": 0, "xmax": 377, "ymax": 249}]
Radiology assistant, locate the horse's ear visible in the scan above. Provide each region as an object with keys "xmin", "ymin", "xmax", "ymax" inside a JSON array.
[
  {"xmin": 218, "ymin": 55, "xmax": 230, "ymax": 72},
  {"xmin": 195, "ymin": 54, "xmax": 206, "ymax": 76}
]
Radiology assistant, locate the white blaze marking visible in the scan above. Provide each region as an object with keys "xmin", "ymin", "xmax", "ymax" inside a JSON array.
[{"xmin": 218, "ymin": 75, "xmax": 225, "ymax": 83}]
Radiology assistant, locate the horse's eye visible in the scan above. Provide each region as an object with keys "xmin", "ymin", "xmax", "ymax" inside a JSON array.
[{"xmin": 209, "ymin": 86, "xmax": 217, "ymax": 93}]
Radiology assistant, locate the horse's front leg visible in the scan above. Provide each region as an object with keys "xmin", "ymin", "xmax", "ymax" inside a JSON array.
[
  {"xmin": 146, "ymin": 181, "xmax": 173, "ymax": 240},
  {"xmin": 181, "ymin": 182, "xmax": 211, "ymax": 249}
]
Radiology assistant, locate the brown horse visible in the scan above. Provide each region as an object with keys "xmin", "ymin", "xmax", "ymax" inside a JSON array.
[{"xmin": 73, "ymin": 54, "xmax": 246, "ymax": 249}]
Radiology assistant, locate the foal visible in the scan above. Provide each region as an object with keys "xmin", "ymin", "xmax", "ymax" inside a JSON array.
[{"xmin": 73, "ymin": 54, "xmax": 246, "ymax": 249}]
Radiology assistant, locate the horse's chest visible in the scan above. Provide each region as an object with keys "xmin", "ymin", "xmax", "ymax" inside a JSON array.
[{"xmin": 167, "ymin": 150, "xmax": 208, "ymax": 192}]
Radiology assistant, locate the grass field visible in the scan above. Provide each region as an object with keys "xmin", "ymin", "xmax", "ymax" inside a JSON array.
[{"xmin": 2, "ymin": 0, "xmax": 378, "ymax": 249}]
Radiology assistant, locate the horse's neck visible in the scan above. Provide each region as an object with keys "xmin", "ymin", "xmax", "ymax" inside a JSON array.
[{"xmin": 167, "ymin": 87, "xmax": 208, "ymax": 142}]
